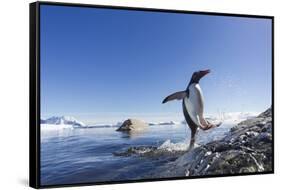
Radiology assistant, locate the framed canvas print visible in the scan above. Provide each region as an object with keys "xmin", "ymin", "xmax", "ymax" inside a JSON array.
[{"xmin": 29, "ymin": 1, "xmax": 274, "ymax": 188}]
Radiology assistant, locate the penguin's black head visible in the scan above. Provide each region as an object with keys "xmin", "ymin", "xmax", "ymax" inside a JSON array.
[{"xmin": 189, "ymin": 69, "xmax": 210, "ymax": 84}]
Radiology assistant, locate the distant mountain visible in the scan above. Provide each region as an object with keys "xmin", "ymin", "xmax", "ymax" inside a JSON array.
[
  {"xmin": 158, "ymin": 121, "xmax": 176, "ymax": 125},
  {"xmin": 41, "ymin": 116, "xmax": 121, "ymax": 131},
  {"xmin": 86, "ymin": 124, "xmax": 118, "ymax": 128},
  {"xmin": 41, "ymin": 116, "xmax": 86, "ymax": 127},
  {"xmin": 148, "ymin": 121, "xmax": 177, "ymax": 126}
]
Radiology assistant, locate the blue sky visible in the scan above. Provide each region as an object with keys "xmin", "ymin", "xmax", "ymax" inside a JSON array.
[{"xmin": 40, "ymin": 5, "xmax": 272, "ymax": 123}]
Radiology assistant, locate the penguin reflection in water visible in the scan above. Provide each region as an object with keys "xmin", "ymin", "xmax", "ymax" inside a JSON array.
[{"xmin": 162, "ymin": 69, "xmax": 221, "ymax": 150}]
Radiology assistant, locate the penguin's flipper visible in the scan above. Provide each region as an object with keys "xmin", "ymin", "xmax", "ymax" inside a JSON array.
[{"xmin": 162, "ymin": 91, "xmax": 187, "ymax": 104}]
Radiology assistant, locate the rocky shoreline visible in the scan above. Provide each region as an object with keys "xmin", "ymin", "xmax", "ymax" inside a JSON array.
[{"xmin": 148, "ymin": 107, "xmax": 273, "ymax": 178}]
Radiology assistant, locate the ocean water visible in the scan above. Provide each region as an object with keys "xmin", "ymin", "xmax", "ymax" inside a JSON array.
[{"xmin": 40, "ymin": 123, "xmax": 234, "ymax": 186}]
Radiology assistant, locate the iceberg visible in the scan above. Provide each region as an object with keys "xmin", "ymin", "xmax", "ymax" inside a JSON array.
[
  {"xmin": 41, "ymin": 116, "xmax": 86, "ymax": 130},
  {"xmin": 41, "ymin": 116, "xmax": 86, "ymax": 127}
]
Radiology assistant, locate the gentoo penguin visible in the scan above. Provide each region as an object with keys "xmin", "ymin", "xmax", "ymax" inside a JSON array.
[{"xmin": 162, "ymin": 69, "xmax": 221, "ymax": 150}]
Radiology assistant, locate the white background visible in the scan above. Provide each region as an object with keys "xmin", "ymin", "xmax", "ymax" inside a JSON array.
[{"xmin": 0, "ymin": 0, "xmax": 279, "ymax": 189}]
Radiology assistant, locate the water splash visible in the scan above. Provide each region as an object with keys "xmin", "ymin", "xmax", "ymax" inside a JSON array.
[
  {"xmin": 157, "ymin": 139, "xmax": 190, "ymax": 152},
  {"xmin": 114, "ymin": 139, "xmax": 199, "ymax": 157}
]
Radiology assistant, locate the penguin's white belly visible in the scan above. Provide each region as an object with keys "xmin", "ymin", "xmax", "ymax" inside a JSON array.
[{"xmin": 184, "ymin": 84, "xmax": 204, "ymax": 126}]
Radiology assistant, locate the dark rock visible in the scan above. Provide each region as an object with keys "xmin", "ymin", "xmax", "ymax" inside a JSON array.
[
  {"xmin": 116, "ymin": 119, "xmax": 148, "ymax": 132},
  {"xmin": 148, "ymin": 107, "xmax": 273, "ymax": 177}
]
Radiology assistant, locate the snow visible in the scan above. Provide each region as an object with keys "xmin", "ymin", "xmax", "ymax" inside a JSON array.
[
  {"xmin": 41, "ymin": 116, "xmax": 85, "ymax": 127},
  {"xmin": 41, "ymin": 116, "xmax": 86, "ymax": 131},
  {"xmin": 41, "ymin": 124, "xmax": 74, "ymax": 131},
  {"xmin": 41, "ymin": 112, "xmax": 258, "ymax": 131}
]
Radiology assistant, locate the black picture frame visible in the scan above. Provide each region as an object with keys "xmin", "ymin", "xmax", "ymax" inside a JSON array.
[{"xmin": 29, "ymin": 1, "xmax": 274, "ymax": 189}]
